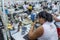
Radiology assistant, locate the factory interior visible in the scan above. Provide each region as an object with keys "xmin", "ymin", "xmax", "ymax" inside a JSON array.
[{"xmin": 0, "ymin": 0, "xmax": 60, "ymax": 40}]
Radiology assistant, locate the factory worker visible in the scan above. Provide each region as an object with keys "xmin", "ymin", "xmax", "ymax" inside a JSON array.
[{"xmin": 28, "ymin": 11, "xmax": 58, "ymax": 40}]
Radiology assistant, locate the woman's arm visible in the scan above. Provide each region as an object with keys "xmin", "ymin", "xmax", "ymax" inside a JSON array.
[
  {"xmin": 52, "ymin": 14, "xmax": 60, "ymax": 22},
  {"xmin": 28, "ymin": 22, "xmax": 44, "ymax": 40},
  {"xmin": 54, "ymin": 17, "xmax": 60, "ymax": 22}
]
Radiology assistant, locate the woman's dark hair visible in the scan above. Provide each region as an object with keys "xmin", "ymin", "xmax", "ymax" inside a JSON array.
[
  {"xmin": 38, "ymin": 11, "xmax": 53, "ymax": 22},
  {"xmin": 43, "ymin": 6, "xmax": 48, "ymax": 10},
  {"xmin": 29, "ymin": 4, "xmax": 32, "ymax": 6},
  {"xmin": 54, "ymin": 2, "xmax": 57, "ymax": 5},
  {"xmin": 24, "ymin": 1, "xmax": 27, "ymax": 4}
]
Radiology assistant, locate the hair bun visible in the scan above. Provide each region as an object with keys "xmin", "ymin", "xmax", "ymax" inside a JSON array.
[
  {"xmin": 38, "ymin": 11, "xmax": 53, "ymax": 22},
  {"xmin": 46, "ymin": 13, "xmax": 53, "ymax": 22}
]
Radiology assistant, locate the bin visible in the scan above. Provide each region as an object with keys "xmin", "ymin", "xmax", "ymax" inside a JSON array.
[{"xmin": 57, "ymin": 28, "xmax": 60, "ymax": 38}]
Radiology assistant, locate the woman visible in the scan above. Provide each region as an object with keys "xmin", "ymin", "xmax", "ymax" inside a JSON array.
[{"xmin": 28, "ymin": 11, "xmax": 58, "ymax": 40}]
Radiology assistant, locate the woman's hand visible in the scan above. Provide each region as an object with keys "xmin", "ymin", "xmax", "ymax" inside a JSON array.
[
  {"xmin": 31, "ymin": 21, "xmax": 36, "ymax": 26},
  {"xmin": 52, "ymin": 14, "xmax": 57, "ymax": 19},
  {"xmin": 52, "ymin": 14, "xmax": 60, "ymax": 22}
]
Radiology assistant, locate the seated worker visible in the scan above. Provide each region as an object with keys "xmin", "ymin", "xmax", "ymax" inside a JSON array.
[
  {"xmin": 17, "ymin": 21, "xmax": 22, "ymax": 32},
  {"xmin": 27, "ymin": 4, "xmax": 33, "ymax": 15},
  {"xmin": 23, "ymin": 1, "xmax": 28, "ymax": 12},
  {"xmin": 7, "ymin": 21, "xmax": 13, "ymax": 30},
  {"xmin": 28, "ymin": 11, "xmax": 58, "ymax": 40}
]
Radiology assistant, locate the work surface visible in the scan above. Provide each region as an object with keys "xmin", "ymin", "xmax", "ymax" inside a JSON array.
[{"xmin": 10, "ymin": 23, "xmax": 31, "ymax": 40}]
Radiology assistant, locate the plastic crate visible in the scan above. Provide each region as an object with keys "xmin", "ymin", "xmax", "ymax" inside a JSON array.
[{"xmin": 57, "ymin": 28, "xmax": 60, "ymax": 37}]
